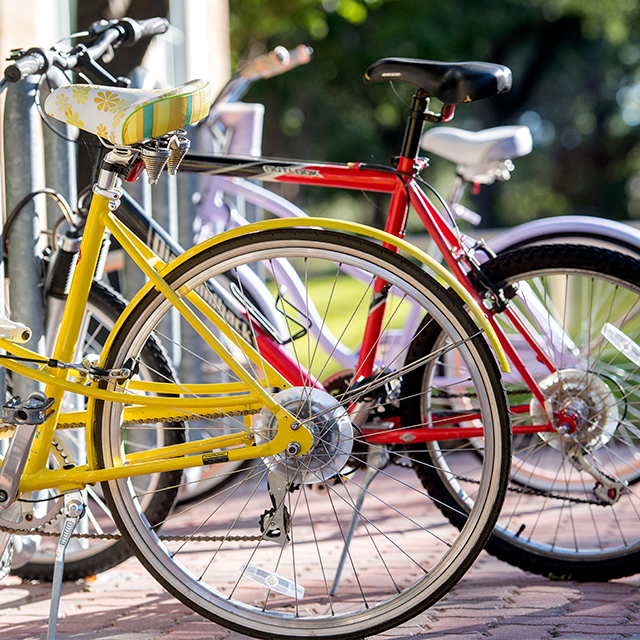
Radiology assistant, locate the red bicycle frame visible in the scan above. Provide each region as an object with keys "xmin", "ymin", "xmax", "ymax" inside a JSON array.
[{"xmin": 181, "ymin": 112, "xmax": 557, "ymax": 442}]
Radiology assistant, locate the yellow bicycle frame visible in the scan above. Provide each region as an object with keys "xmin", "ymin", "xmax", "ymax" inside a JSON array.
[{"xmin": 0, "ymin": 191, "xmax": 508, "ymax": 497}]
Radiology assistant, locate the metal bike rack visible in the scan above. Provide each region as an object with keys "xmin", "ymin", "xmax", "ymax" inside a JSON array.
[{"xmin": 3, "ymin": 77, "xmax": 46, "ymax": 398}]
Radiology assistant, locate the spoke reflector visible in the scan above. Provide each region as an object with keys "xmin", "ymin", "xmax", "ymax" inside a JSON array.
[{"xmin": 240, "ymin": 563, "xmax": 305, "ymax": 599}]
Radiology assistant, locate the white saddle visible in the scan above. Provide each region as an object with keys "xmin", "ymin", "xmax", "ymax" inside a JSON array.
[
  {"xmin": 421, "ymin": 125, "xmax": 533, "ymax": 184},
  {"xmin": 44, "ymin": 79, "xmax": 211, "ymax": 145}
]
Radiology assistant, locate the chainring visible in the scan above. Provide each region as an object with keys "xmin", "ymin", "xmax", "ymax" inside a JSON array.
[{"xmin": 0, "ymin": 434, "xmax": 72, "ymax": 532}]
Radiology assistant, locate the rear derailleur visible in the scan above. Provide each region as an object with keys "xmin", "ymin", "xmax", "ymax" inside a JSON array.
[{"xmin": 260, "ymin": 473, "xmax": 296, "ymax": 545}]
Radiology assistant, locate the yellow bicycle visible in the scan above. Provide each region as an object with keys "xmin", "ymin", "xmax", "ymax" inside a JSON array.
[{"xmin": 0, "ymin": 19, "xmax": 510, "ymax": 640}]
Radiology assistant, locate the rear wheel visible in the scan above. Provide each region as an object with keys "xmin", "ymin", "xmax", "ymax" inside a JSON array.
[
  {"xmin": 95, "ymin": 228, "xmax": 510, "ymax": 640},
  {"xmin": 403, "ymin": 244, "xmax": 640, "ymax": 581}
]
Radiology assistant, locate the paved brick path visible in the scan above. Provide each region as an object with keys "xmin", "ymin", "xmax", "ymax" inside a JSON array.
[
  {"xmin": 1, "ymin": 545, "xmax": 639, "ymax": 640},
  {"xmin": 1, "ymin": 466, "xmax": 639, "ymax": 640}
]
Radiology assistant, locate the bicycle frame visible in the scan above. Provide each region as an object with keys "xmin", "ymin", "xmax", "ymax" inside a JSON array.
[
  {"xmin": 180, "ymin": 150, "xmax": 556, "ymax": 436},
  {"xmin": 0, "ymin": 176, "xmax": 506, "ymax": 499}
]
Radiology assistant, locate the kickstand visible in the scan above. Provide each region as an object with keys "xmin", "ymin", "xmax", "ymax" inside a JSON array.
[
  {"xmin": 331, "ymin": 446, "xmax": 389, "ymax": 596},
  {"xmin": 47, "ymin": 492, "xmax": 85, "ymax": 640}
]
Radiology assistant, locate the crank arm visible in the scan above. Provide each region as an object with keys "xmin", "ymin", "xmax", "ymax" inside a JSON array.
[{"xmin": 0, "ymin": 393, "xmax": 54, "ymax": 508}]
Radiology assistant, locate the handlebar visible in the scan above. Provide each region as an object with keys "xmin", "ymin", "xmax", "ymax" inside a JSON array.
[
  {"xmin": 118, "ymin": 17, "xmax": 170, "ymax": 47},
  {"xmin": 4, "ymin": 50, "xmax": 49, "ymax": 82},
  {"xmin": 238, "ymin": 44, "xmax": 313, "ymax": 81},
  {"xmin": 212, "ymin": 44, "xmax": 312, "ymax": 111},
  {"xmin": 4, "ymin": 16, "xmax": 169, "ymax": 83}
]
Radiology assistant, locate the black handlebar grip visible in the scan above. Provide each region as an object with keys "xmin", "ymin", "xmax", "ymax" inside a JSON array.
[
  {"xmin": 118, "ymin": 16, "xmax": 169, "ymax": 47},
  {"xmin": 4, "ymin": 49, "xmax": 49, "ymax": 82}
]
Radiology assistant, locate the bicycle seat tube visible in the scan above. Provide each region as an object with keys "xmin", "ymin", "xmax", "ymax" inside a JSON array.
[{"xmin": 23, "ymin": 162, "xmax": 121, "ymax": 477}]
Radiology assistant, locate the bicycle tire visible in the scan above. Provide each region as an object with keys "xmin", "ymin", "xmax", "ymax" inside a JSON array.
[
  {"xmin": 94, "ymin": 228, "xmax": 510, "ymax": 640},
  {"xmin": 402, "ymin": 244, "xmax": 640, "ymax": 582},
  {"xmin": 11, "ymin": 280, "xmax": 184, "ymax": 582}
]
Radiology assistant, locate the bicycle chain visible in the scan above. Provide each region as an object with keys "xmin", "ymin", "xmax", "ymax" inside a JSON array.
[
  {"xmin": 455, "ymin": 473, "xmax": 608, "ymax": 505},
  {"xmin": 0, "ymin": 523, "xmax": 263, "ymax": 542},
  {"xmin": 0, "ymin": 391, "xmax": 608, "ymax": 541}
]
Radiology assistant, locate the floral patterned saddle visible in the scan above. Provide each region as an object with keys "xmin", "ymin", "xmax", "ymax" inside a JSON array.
[{"xmin": 44, "ymin": 80, "xmax": 211, "ymax": 145}]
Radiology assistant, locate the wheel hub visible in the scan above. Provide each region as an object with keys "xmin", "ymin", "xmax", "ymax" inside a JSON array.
[
  {"xmin": 530, "ymin": 368, "xmax": 619, "ymax": 451},
  {"xmin": 255, "ymin": 387, "xmax": 354, "ymax": 485}
]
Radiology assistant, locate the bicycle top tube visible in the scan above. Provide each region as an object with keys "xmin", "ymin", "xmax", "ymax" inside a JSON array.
[{"xmin": 179, "ymin": 153, "xmax": 404, "ymax": 193}]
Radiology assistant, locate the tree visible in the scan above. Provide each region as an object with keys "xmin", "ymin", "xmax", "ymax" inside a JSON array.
[{"xmin": 228, "ymin": 0, "xmax": 640, "ymax": 228}]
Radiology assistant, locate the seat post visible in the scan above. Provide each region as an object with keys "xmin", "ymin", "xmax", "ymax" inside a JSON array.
[{"xmin": 399, "ymin": 89, "xmax": 429, "ymax": 161}]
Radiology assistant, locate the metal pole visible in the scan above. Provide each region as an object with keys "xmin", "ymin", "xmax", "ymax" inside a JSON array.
[{"xmin": 4, "ymin": 77, "xmax": 46, "ymax": 398}]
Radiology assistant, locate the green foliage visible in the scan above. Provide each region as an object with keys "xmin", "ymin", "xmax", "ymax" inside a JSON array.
[
  {"xmin": 229, "ymin": 0, "xmax": 640, "ymax": 227},
  {"xmin": 521, "ymin": 0, "xmax": 640, "ymax": 44}
]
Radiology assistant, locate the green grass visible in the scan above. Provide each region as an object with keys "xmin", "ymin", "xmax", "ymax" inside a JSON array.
[{"xmin": 269, "ymin": 273, "xmax": 411, "ymax": 382}]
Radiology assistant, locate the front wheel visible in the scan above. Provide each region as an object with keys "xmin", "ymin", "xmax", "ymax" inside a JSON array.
[
  {"xmin": 94, "ymin": 228, "xmax": 510, "ymax": 640},
  {"xmin": 403, "ymin": 244, "xmax": 640, "ymax": 582}
]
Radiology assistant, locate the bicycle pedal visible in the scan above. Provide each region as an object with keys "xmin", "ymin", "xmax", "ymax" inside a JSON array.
[
  {"xmin": 0, "ymin": 317, "xmax": 31, "ymax": 343},
  {"xmin": 0, "ymin": 393, "xmax": 54, "ymax": 509},
  {"xmin": 2, "ymin": 393, "xmax": 55, "ymax": 425}
]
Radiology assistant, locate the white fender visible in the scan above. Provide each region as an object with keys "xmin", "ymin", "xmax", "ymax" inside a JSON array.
[{"xmin": 489, "ymin": 215, "xmax": 640, "ymax": 258}]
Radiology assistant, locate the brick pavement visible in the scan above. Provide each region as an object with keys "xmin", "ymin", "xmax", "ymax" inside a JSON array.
[
  {"xmin": 1, "ymin": 466, "xmax": 639, "ymax": 640},
  {"xmin": 0, "ymin": 545, "xmax": 639, "ymax": 640}
]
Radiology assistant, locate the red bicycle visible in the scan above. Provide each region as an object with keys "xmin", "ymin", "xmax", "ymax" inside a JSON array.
[{"xmin": 181, "ymin": 57, "xmax": 640, "ymax": 583}]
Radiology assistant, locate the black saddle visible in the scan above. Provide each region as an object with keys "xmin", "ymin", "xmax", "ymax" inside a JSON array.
[{"xmin": 364, "ymin": 58, "xmax": 512, "ymax": 104}]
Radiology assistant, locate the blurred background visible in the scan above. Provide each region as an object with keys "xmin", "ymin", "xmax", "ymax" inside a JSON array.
[{"xmin": 2, "ymin": 0, "xmax": 640, "ymax": 232}]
